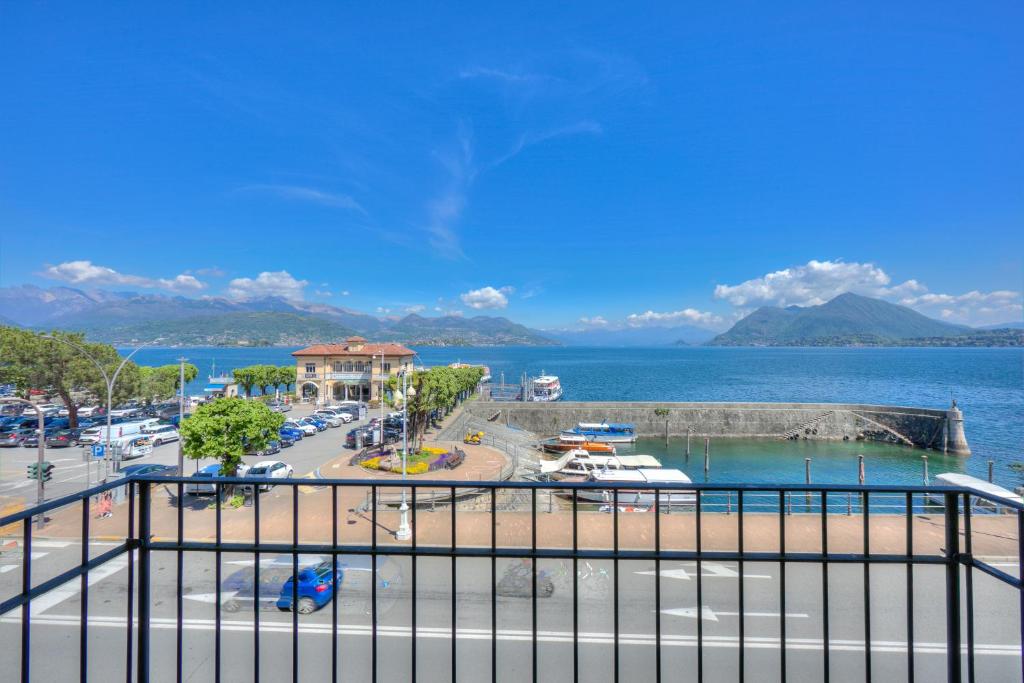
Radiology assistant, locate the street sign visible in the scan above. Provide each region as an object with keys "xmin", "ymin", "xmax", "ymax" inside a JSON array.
[{"xmin": 92, "ymin": 444, "xmax": 105, "ymax": 459}]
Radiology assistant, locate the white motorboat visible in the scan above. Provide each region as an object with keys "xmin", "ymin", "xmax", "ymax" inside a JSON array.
[
  {"xmin": 531, "ymin": 374, "xmax": 563, "ymax": 402},
  {"xmin": 539, "ymin": 449, "xmax": 662, "ymax": 475},
  {"xmin": 573, "ymin": 468, "xmax": 696, "ymax": 507},
  {"xmin": 562, "ymin": 422, "xmax": 636, "ymax": 443},
  {"xmin": 929, "ymin": 473, "xmax": 1023, "ymax": 512}
]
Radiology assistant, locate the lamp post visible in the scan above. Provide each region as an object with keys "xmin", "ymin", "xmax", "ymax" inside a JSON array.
[
  {"xmin": 178, "ymin": 356, "xmax": 188, "ymax": 477},
  {"xmin": 395, "ymin": 368, "xmax": 414, "ymax": 540},
  {"xmin": 42, "ymin": 334, "xmax": 163, "ymax": 481}
]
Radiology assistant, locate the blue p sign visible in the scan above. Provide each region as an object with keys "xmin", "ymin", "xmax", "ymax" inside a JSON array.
[{"xmin": 92, "ymin": 444, "xmax": 105, "ymax": 458}]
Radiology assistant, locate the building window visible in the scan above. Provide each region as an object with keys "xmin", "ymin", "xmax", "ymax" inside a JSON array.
[
  {"xmin": 383, "ymin": 362, "xmax": 391, "ymax": 372},
  {"xmin": 354, "ymin": 361, "xmax": 365, "ymax": 372},
  {"xmin": 332, "ymin": 361, "xmax": 342, "ymax": 372},
  {"xmin": 305, "ymin": 363, "xmax": 316, "ymax": 374},
  {"xmin": 344, "ymin": 362, "xmax": 354, "ymax": 372}
]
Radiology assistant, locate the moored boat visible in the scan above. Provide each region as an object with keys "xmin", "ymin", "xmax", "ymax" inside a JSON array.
[
  {"xmin": 530, "ymin": 374, "xmax": 563, "ymax": 402},
  {"xmin": 573, "ymin": 468, "xmax": 696, "ymax": 507},
  {"xmin": 540, "ymin": 433, "xmax": 616, "ymax": 454},
  {"xmin": 928, "ymin": 473, "xmax": 1023, "ymax": 512},
  {"xmin": 539, "ymin": 449, "xmax": 662, "ymax": 476},
  {"xmin": 563, "ymin": 422, "xmax": 636, "ymax": 443}
]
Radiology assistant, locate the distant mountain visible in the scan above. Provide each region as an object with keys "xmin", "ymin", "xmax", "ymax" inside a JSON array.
[
  {"xmin": 0, "ymin": 285, "xmax": 558, "ymax": 346},
  {"xmin": 709, "ymin": 293, "xmax": 976, "ymax": 346},
  {"xmin": 550, "ymin": 324, "xmax": 717, "ymax": 346},
  {"xmin": 979, "ymin": 321, "xmax": 1024, "ymax": 330}
]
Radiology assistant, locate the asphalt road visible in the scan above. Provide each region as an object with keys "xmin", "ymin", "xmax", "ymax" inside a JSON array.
[
  {"xmin": 0, "ymin": 406, "xmax": 374, "ymax": 505},
  {"xmin": 0, "ymin": 540, "xmax": 1020, "ymax": 682}
]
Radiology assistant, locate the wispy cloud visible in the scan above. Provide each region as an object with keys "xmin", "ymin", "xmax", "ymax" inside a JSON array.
[
  {"xmin": 425, "ymin": 123, "xmax": 475, "ymax": 259},
  {"xmin": 458, "ymin": 67, "xmax": 554, "ymax": 86},
  {"xmin": 491, "ymin": 120, "xmax": 604, "ymax": 168},
  {"xmin": 42, "ymin": 260, "xmax": 206, "ymax": 293},
  {"xmin": 239, "ymin": 184, "xmax": 366, "ymax": 214}
]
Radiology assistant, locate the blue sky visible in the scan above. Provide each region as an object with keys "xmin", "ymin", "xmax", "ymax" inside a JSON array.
[{"xmin": 1, "ymin": 2, "xmax": 1021, "ymax": 330}]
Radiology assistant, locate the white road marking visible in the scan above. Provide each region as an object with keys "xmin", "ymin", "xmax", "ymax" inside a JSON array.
[
  {"xmin": 183, "ymin": 591, "xmax": 238, "ymax": 605},
  {"xmin": 635, "ymin": 562, "xmax": 771, "ymax": 581},
  {"xmin": 660, "ymin": 606, "xmax": 809, "ymax": 621},
  {"xmin": 28, "ymin": 558, "xmax": 128, "ymax": 615},
  {"xmin": 1, "ymin": 614, "xmax": 1019, "ymax": 656}
]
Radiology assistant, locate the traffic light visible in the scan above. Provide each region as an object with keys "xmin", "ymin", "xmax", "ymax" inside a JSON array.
[{"xmin": 26, "ymin": 462, "xmax": 54, "ymax": 481}]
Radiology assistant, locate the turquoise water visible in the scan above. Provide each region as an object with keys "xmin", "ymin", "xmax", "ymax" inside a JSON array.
[{"xmin": 127, "ymin": 346, "xmax": 1023, "ymax": 487}]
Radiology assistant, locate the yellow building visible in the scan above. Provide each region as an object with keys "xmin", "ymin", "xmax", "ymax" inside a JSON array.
[{"xmin": 292, "ymin": 336, "xmax": 414, "ymax": 403}]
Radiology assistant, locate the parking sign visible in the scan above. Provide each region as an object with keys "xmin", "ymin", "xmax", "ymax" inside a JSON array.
[{"xmin": 92, "ymin": 444, "xmax": 105, "ymax": 458}]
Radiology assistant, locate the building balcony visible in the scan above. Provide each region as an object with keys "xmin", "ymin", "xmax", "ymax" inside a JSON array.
[
  {"xmin": 1, "ymin": 477, "xmax": 1021, "ymax": 681},
  {"xmin": 326, "ymin": 371, "xmax": 372, "ymax": 381}
]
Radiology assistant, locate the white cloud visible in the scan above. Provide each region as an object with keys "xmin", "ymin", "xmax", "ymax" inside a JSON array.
[
  {"xmin": 340, "ymin": 290, "xmax": 350, "ymax": 296},
  {"xmin": 578, "ymin": 315, "xmax": 610, "ymax": 328},
  {"xmin": 460, "ymin": 285, "xmax": 514, "ymax": 310},
  {"xmin": 403, "ymin": 304, "xmax": 427, "ymax": 314},
  {"xmin": 226, "ymin": 271, "xmax": 308, "ymax": 301},
  {"xmin": 376, "ymin": 307, "xmax": 392, "ymax": 315},
  {"xmin": 43, "ymin": 260, "xmax": 206, "ymax": 293},
  {"xmin": 313, "ymin": 290, "xmax": 333, "ymax": 298},
  {"xmin": 714, "ymin": 259, "xmax": 1021, "ymax": 326},
  {"xmin": 240, "ymin": 184, "xmax": 365, "ymax": 214},
  {"xmin": 626, "ymin": 308, "xmax": 724, "ymax": 329}
]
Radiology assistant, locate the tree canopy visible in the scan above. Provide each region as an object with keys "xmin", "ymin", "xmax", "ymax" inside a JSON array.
[
  {"xmin": 139, "ymin": 363, "xmax": 199, "ymax": 403},
  {"xmin": 0, "ymin": 326, "xmax": 141, "ymax": 427},
  {"xmin": 388, "ymin": 366, "xmax": 483, "ymax": 447},
  {"xmin": 179, "ymin": 397, "xmax": 285, "ymax": 476}
]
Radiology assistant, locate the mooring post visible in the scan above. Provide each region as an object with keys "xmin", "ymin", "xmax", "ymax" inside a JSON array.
[
  {"xmin": 922, "ymin": 455, "xmax": 930, "ymax": 486},
  {"xmin": 685, "ymin": 429, "xmax": 691, "ymax": 459},
  {"xmin": 858, "ymin": 454, "xmax": 865, "ymax": 485},
  {"xmin": 988, "ymin": 460, "xmax": 994, "ymax": 483},
  {"xmin": 805, "ymin": 458, "xmax": 812, "ymax": 510},
  {"xmin": 703, "ymin": 437, "xmax": 710, "ymax": 475},
  {"xmin": 665, "ymin": 419, "xmax": 669, "ymax": 446}
]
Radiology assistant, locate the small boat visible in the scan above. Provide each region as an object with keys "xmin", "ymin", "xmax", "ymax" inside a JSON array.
[
  {"xmin": 574, "ymin": 468, "xmax": 696, "ymax": 507},
  {"xmin": 563, "ymin": 422, "xmax": 636, "ymax": 443},
  {"xmin": 540, "ymin": 433, "xmax": 616, "ymax": 455},
  {"xmin": 530, "ymin": 374, "xmax": 563, "ymax": 402},
  {"xmin": 539, "ymin": 449, "xmax": 662, "ymax": 476},
  {"xmin": 928, "ymin": 473, "xmax": 1023, "ymax": 512}
]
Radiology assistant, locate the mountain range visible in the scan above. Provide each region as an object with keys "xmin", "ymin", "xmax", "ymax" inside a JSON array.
[
  {"xmin": 708, "ymin": 293, "xmax": 1022, "ymax": 346},
  {"xmin": 0, "ymin": 285, "xmax": 556, "ymax": 346}
]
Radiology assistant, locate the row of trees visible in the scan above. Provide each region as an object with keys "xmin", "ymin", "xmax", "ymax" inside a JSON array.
[
  {"xmin": 387, "ymin": 365, "xmax": 484, "ymax": 449},
  {"xmin": 0, "ymin": 326, "xmax": 199, "ymax": 427},
  {"xmin": 231, "ymin": 365, "xmax": 295, "ymax": 398}
]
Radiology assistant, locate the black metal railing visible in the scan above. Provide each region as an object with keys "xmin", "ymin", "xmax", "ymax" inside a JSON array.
[{"xmin": 1, "ymin": 476, "xmax": 1021, "ymax": 682}]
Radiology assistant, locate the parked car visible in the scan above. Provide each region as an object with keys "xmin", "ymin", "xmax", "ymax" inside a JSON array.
[
  {"xmin": 345, "ymin": 427, "xmax": 377, "ymax": 449},
  {"xmin": 45, "ymin": 428, "xmax": 87, "ymax": 448},
  {"xmin": 277, "ymin": 433, "xmax": 296, "ymax": 448},
  {"xmin": 244, "ymin": 439, "xmax": 281, "ymax": 457},
  {"xmin": 23, "ymin": 425, "xmax": 62, "ymax": 447},
  {"xmin": 284, "ymin": 420, "xmax": 317, "ymax": 436},
  {"xmin": 279, "ymin": 426, "xmax": 304, "ymax": 442},
  {"xmin": 268, "ymin": 401, "xmax": 293, "ymax": 413},
  {"xmin": 276, "ymin": 560, "xmax": 343, "ymax": 614},
  {"xmin": 244, "ymin": 460, "xmax": 293, "ymax": 491},
  {"xmin": 300, "ymin": 416, "xmax": 327, "ymax": 432},
  {"xmin": 0, "ymin": 429, "xmax": 34, "ymax": 447},
  {"xmin": 186, "ymin": 463, "xmax": 250, "ymax": 495},
  {"xmin": 318, "ymin": 408, "xmax": 354, "ymax": 423},
  {"xmin": 117, "ymin": 463, "xmax": 178, "ymax": 478},
  {"xmin": 313, "ymin": 411, "xmax": 343, "ymax": 428},
  {"xmin": 142, "ymin": 424, "xmax": 180, "ymax": 447}
]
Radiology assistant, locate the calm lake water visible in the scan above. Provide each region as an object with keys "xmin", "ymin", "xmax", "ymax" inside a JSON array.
[{"xmin": 127, "ymin": 346, "xmax": 1023, "ymax": 487}]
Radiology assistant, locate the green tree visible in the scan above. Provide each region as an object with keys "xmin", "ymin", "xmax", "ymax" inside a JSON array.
[
  {"xmin": 253, "ymin": 365, "xmax": 278, "ymax": 397},
  {"xmin": 277, "ymin": 365, "xmax": 296, "ymax": 393},
  {"xmin": 0, "ymin": 327, "xmax": 141, "ymax": 428},
  {"xmin": 179, "ymin": 397, "xmax": 285, "ymax": 478},
  {"xmin": 137, "ymin": 363, "xmax": 199, "ymax": 403},
  {"xmin": 232, "ymin": 367, "xmax": 257, "ymax": 398}
]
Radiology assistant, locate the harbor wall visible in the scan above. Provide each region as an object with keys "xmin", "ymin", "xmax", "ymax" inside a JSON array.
[{"xmin": 465, "ymin": 401, "xmax": 970, "ymax": 455}]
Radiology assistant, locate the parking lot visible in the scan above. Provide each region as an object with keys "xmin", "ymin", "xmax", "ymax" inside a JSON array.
[{"xmin": 0, "ymin": 404, "xmax": 379, "ymax": 505}]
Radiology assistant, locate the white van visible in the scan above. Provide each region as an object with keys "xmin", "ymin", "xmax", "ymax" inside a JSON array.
[
  {"xmin": 79, "ymin": 422, "xmax": 147, "ymax": 445},
  {"xmin": 110, "ymin": 434, "xmax": 154, "ymax": 461}
]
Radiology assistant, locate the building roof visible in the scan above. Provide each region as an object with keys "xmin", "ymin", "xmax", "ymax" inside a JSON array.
[{"xmin": 292, "ymin": 341, "xmax": 415, "ymax": 357}]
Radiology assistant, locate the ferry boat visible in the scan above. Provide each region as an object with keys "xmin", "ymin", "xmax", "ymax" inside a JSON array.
[
  {"xmin": 562, "ymin": 422, "xmax": 636, "ymax": 443},
  {"xmin": 540, "ymin": 433, "xmax": 616, "ymax": 455},
  {"xmin": 574, "ymin": 468, "xmax": 696, "ymax": 507},
  {"xmin": 530, "ymin": 374, "xmax": 562, "ymax": 402}
]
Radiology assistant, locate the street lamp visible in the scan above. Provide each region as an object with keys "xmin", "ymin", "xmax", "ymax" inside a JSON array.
[
  {"xmin": 395, "ymin": 368, "xmax": 414, "ymax": 541},
  {"xmin": 41, "ymin": 334, "xmax": 163, "ymax": 481}
]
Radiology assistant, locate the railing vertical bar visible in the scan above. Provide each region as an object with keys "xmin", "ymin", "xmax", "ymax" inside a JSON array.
[
  {"xmin": 125, "ymin": 482, "xmax": 136, "ymax": 683},
  {"xmin": 80, "ymin": 496, "xmax": 89, "ymax": 683},
  {"xmin": 215, "ymin": 482, "xmax": 222, "ymax": 683},
  {"xmin": 21, "ymin": 516, "xmax": 31, "ymax": 683},
  {"xmin": 572, "ymin": 489, "xmax": 579, "ymax": 683},
  {"xmin": 697, "ymin": 491, "xmax": 704, "ymax": 683},
  {"xmin": 905, "ymin": 492, "xmax": 914, "ymax": 683},
  {"xmin": 331, "ymin": 485, "xmax": 338, "ymax": 683},
  {"xmin": 613, "ymin": 488, "xmax": 620, "ymax": 683},
  {"xmin": 821, "ymin": 491, "xmax": 830, "ymax": 683},
  {"xmin": 532, "ymin": 486, "xmax": 538, "ymax": 683},
  {"xmin": 738, "ymin": 489, "xmax": 744, "ymax": 683},
  {"xmin": 1018, "ymin": 509, "xmax": 1023, "ymax": 683},
  {"xmin": 137, "ymin": 482, "xmax": 151, "ymax": 683},
  {"xmin": 963, "ymin": 493, "xmax": 975, "ymax": 683},
  {"xmin": 371, "ymin": 484, "xmax": 377, "ymax": 683},
  {"xmin": 452, "ymin": 485, "xmax": 458, "ymax": 683},
  {"xmin": 291, "ymin": 485, "xmax": 299, "ymax": 683},
  {"xmin": 779, "ymin": 490, "xmax": 787, "ymax": 683},
  {"xmin": 412, "ymin": 486, "xmax": 418, "ymax": 683},
  {"xmin": 863, "ymin": 491, "xmax": 871, "ymax": 683},
  {"xmin": 490, "ymin": 487, "xmax": 496, "ymax": 683},
  {"xmin": 254, "ymin": 480, "xmax": 261, "ymax": 683},
  {"xmin": 944, "ymin": 492, "xmax": 962, "ymax": 683},
  {"xmin": 655, "ymin": 488, "xmax": 662, "ymax": 683},
  {"xmin": 176, "ymin": 481, "xmax": 183, "ymax": 683}
]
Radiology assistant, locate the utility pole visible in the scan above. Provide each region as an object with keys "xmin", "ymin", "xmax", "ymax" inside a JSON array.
[{"xmin": 396, "ymin": 369, "xmax": 412, "ymax": 540}]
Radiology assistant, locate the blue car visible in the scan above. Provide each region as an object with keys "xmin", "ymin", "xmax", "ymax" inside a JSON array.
[
  {"xmin": 279, "ymin": 426, "xmax": 303, "ymax": 441},
  {"xmin": 277, "ymin": 433, "xmax": 296, "ymax": 448},
  {"xmin": 301, "ymin": 416, "xmax": 327, "ymax": 432},
  {"xmin": 276, "ymin": 560, "xmax": 344, "ymax": 614}
]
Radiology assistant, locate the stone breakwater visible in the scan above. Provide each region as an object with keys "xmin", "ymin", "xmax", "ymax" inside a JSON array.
[{"xmin": 466, "ymin": 401, "xmax": 971, "ymax": 456}]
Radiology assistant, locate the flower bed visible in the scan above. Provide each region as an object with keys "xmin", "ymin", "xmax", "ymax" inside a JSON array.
[{"xmin": 358, "ymin": 446, "xmax": 464, "ymax": 474}]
